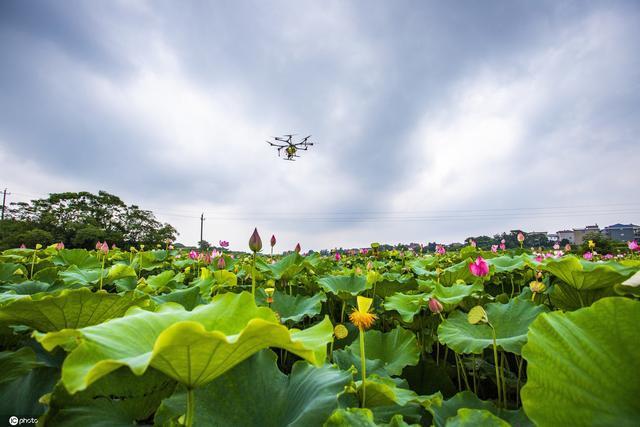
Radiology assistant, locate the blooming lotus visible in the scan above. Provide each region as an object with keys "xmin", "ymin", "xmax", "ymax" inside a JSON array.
[
  {"xmin": 629, "ymin": 240, "xmax": 639, "ymax": 251},
  {"xmin": 436, "ymin": 244, "xmax": 446, "ymax": 255},
  {"xmin": 553, "ymin": 243, "xmax": 560, "ymax": 250},
  {"xmin": 583, "ymin": 252, "xmax": 593, "ymax": 260},
  {"xmin": 469, "ymin": 256, "xmax": 489, "ymax": 277},
  {"xmin": 219, "ymin": 240, "xmax": 229, "ymax": 248},
  {"xmin": 335, "ymin": 252, "xmax": 341, "ymax": 261},
  {"xmin": 491, "ymin": 244, "xmax": 498, "ymax": 253},
  {"xmin": 189, "ymin": 250, "xmax": 198, "ymax": 260}
]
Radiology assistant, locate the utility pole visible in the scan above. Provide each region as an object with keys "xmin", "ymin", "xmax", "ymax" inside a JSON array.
[
  {"xmin": 1, "ymin": 188, "xmax": 8, "ymax": 221},
  {"xmin": 200, "ymin": 213, "xmax": 205, "ymax": 245}
]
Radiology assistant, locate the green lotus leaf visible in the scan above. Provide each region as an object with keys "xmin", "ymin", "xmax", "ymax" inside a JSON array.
[
  {"xmin": 539, "ymin": 255, "xmax": 637, "ymax": 290},
  {"xmin": 151, "ymin": 286, "xmax": 204, "ymax": 310},
  {"xmin": 446, "ymin": 409, "xmax": 510, "ymax": 427},
  {"xmin": 318, "ymin": 274, "xmax": 370, "ymax": 297},
  {"xmin": 438, "ymin": 299, "xmax": 547, "ymax": 354},
  {"xmin": 0, "ymin": 280, "xmax": 51, "ymax": 295},
  {"xmin": 332, "ymin": 348, "xmax": 391, "ymax": 380},
  {"xmin": 58, "ymin": 266, "xmax": 101, "ymax": 287},
  {"xmin": 0, "ymin": 288, "xmax": 150, "ymax": 332},
  {"xmin": 421, "ymin": 259, "xmax": 475, "ymax": 286},
  {"xmin": 485, "ymin": 254, "xmax": 529, "ymax": 273},
  {"xmin": 0, "ymin": 347, "xmax": 45, "ymax": 385},
  {"xmin": 211, "ymin": 269, "xmax": 237, "ymax": 287},
  {"xmin": 361, "ymin": 375, "xmax": 421, "ymax": 408},
  {"xmin": 521, "ymin": 297, "xmax": 640, "ymax": 426},
  {"xmin": 155, "ymin": 349, "xmax": 350, "ymax": 426},
  {"xmin": 52, "ymin": 249, "xmax": 100, "ymax": 269},
  {"xmin": 257, "ymin": 252, "xmax": 306, "ymax": 280},
  {"xmin": 427, "ymin": 391, "xmax": 531, "ymax": 427},
  {"xmin": 614, "ymin": 270, "xmax": 640, "ymax": 296},
  {"xmin": 428, "ymin": 281, "xmax": 483, "ymax": 310},
  {"xmin": 258, "ymin": 290, "xmax": 327, "ymax": 323},
  {"xmin": 384, "ymin": 293, "xmax": 426, "ymax": 323},
  {"xmin": 374, "ymin": 274, "xmax": 418, "ymax": 298},
  {"xmin": 347, "ymin": 327, "xmax": 420, "ymax": 376},
  {"xmin": 141, "ymin": 270, "xmax": 177, "ymax": 291},
  {"xmin": 0, "ymin": 262, "xmax": 24, "ymax": 283},
  {"xmin": 324, "ymin": 408, "xmax": 377, "ymax": 427},
  {"xmin": 42, "ymin": 367, "xmax": 176, "ymax": 427},
  {"xmin": 0, "ymin": 362, "xmax": 59, "ymax": 418},
  {"xmin": 38, "ymin": 292, "xmax": 333, "ymax": 393},
  {"xmin": 33, "ymin": 266, "xmax": 61, "ymax": 284},
  {"xmin": 105, "ymin": 263, "xmax": 137, "ymax": 284},
  {"xmin": 409, "ymin": 257, "xmax": 438, "ymax": 276}
]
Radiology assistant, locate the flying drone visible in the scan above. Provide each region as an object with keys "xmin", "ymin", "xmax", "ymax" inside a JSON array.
[{"xmin": 266, "ymin": 134, "xmax": 314, "ymax": 161}]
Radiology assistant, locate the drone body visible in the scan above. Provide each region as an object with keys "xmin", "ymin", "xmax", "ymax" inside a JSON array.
[{"xmin": 266, "ymin": 134, "xmax": 314, "ymax": 161}]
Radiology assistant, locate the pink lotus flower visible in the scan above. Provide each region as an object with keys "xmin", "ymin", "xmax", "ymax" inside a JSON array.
[
  {"xmin": 436, "ymin": 244, "xmax": 446, "ymax": 255},
  {"xmin": 219, "ymin": 240, "xmax": 229, "ymax": 248},
  {"xmin": 96, "ymin": 241, "xmax": 102, "ymax": 250},
  {"xmin": 469, "ymin": 256, "xmax": 489, "ymax": 277},
  {"xmin": 565, "ymin": 244, "xmax": 571, "ymax": 252},
  {"xmin": 99, "ymin": 242, "xmax": 109, "ymax": 254},
  {"xmin": 55, "ymin": 242, "xmax": 65, "ymax": 250},
  {"xmin": 360, "ymin": 248, "xmax": 369, "ymax": 255},
  {"xmin": 604, "ymin": 253, "xmax": 614, "ymax": 259},
  {"xmin": 583, "ymin": 252, "xmax": 593, "ymax": 260},
  {"xmin": 211, "ymin": 249, "xmax": 221, "ymax": 258},
  {"xmin": 270, "ymin": 235, "xmax": 276, "ymax": 247},
  {"xmin": 553, "ymin": 243, "xmax": 560, "ymax": 250},
  {"xmin": 189, "ymin": 250, "xmax": 198, "ymax": 260},
  {"xmin": 501, "ymin": 239, "xmax": 506, "ymax": 244},
  {"xmin": 517, "ymin": 232, "xmax": 525, "ymax": 243},
  {"xmin": 217, "ymin": 256, "xmax": 226, "ymax": 269},
  {"xmin": 628, "ymin": 240, "xmax": 639, "ymax": 251},
  {"xmin": 499, "ymin": 242, "xmax": 506, "ymax": 250},
  {"xmin": 428, "ymin": 298, "xmax": 443, "ymax": 314},
  {"xmin": 201, "ymin": 253, "xmax": 212, "ymax": 264},
  {"xmin": 20, "ymin": 244, "xmax": 26, "ymax": 249},
  {"xmin": 491, "ymin": 245, "xmax": 498, "ymax": 253},
  {"xmin": 295, "ymin": 243, "xmax": 301, "ymax": 253},
  {"xmin": 111, "ymin": 244, "xmax": 117, "ymax": 250},
  {"xmin": 535, "ymin": 254, "xmax": 544, "ymax": 262},
  {"xmin": 335, "ymin": 252, "xmax": 341, "ymax": 261},
  {"xmin": 469, "ymin": 239, "xmax": 477, "ymax": 248}
]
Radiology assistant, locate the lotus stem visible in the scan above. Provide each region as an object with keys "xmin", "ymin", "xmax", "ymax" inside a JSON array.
[
  {"xmin": 501, "ymin": 351, "xmax": 508, "ymax": 408},
  {"xmin": 185, "ymin": 388, "xmax": 195, "ymax": 427},
  {"xmin": 490, "ymin": 323, "xmax": 502, "ymax": 408},
  {"xmin": 251, "ymin": 252, "xmax": 256, "ymax": 299},
  {"xmin": 359, "ymin": 326, "xmax": 367, "ymax": 408},
  {"xmin": 30, "ymin": 248, "xmax": 37, "ymax": 279},
  {"xmin": 516, "ymin": 355, "xmax": 524, "ymax": 407},
  {"xmin": 455, "ymin": 353, "xmax": 471, "ymax": 391},
  {"xmin": 340, "ymin": 300, "xmax": 346, "ymax": 324},
  {"xmin": 99, "ymin": 254, "xmax": 106, "ymax": 291}
]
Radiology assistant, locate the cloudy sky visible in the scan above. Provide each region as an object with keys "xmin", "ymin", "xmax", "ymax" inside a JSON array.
[{"xmin": 1, "ymin": 0, "xmax": 639, "ymax": 251}]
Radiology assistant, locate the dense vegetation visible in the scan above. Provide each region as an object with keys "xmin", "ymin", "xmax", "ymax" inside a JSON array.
[
  {"xmin": 0, "ymin": 191, "xmax": 177, "ymax": 250},
  {"xmin": 0, "ymin": 233, "xmax": 638, "ymax": 426}
]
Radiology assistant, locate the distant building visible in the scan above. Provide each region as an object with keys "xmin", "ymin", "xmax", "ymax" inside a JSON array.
[
  {"xmin": 557, "ymin": 230, "xmax": 575, "ymax": 244},
  {"xmin": 603, "ymin": 224, "xmax": 640, "ymax": 242},
  {"xmin": 573, "ymin": 224, "xmax": 600, "ymax": 245},
  {"xmin": 547, "ymin": 233, "xmax": 559, "ymax": 242}
]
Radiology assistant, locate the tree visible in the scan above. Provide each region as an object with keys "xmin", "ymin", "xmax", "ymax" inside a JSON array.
[{"xmin": 1, "ymin": 191, "xmax": 178, "ymax": 250}]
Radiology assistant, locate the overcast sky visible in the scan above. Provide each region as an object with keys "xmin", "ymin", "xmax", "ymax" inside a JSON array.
[{"xmin": 1, "ymin": 0, "xmax": 639, "ymax": 251}]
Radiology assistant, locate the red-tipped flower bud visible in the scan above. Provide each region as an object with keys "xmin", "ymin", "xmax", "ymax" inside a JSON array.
[
  {"xmin": 271, "ymin": 234, "xmax": 276, "ymax": 247},
  {"xmin": 249, "ymin": 228, "xmax": 262, "ymax": 252},
  {"xmin": 428, "ymin": 298, "xmax": 443, "ymax": 314},
  {"xmin": 217, "ymin": 256, "xmax": 226, "ymax": 269},
  {"xmin": 294, "ymin": 243, "xmax": 301, "ymax": 253}
]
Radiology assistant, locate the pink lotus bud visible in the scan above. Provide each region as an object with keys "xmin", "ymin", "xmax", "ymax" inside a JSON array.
[
  {"xmin": 249, "ymin": 228, "xmax": 262, "ymax": 252},
  {"xmin": 219, "ymin": 240, "xmax": 229, "ymax": 248},
  {"xmin": 189, "ymin": 250, "xmax": 198, "ymax": 260},
  {"xmin": 436, "ymin": 244, "xmax": 446, "ymax": 255},
  {"xmin": 469, "ymin": 256, "xmax": 489, "ymax": 277},
  {"xmin": 270, "ymin": 235, "xmax": 276, "ymax": 247},
  {"xmin": 96, "ymin": 241, "xmax": 102, "ymax": 250},
  {"xmin": 217, "ymin": 256, "xmax": 226, "ymax": 269},
  {"xmin": 111, "ymin": 244, "xmax": 117, "ymax": 250},
  {"xmin": 470, "ymin": 239, "xmax": 477, "ymax": 248},
  {"xmin": 294, "ymin": 243, "xmax": 301, "ymax": 253},
  {"xmin": 100, "ymin": 242, "xmax": 109, "ymax": 254},
  {"xmin": 20, "ymin": 244, "xmax": 26, "ymax": 249},
  {"xmin": 517, "ymin": 232, "xmax": 525, "ymax": 243},
  {"xmin": 55, "ymin": 242, "xmax": 65, "ymax": 250},
  {"xmin": 499, "ymin": 243, "xmax": 506, "ymax": 250},
  {"xmin": 202, "ymin": 253, "xmax": 212, "ymax": 264},
  {"xmin": 491, "ymin": 245, "xmax": 498, "ymax": 253},
  {"xmin": 565, "ymin": 244, "xmax": 571, "ymax": 252},
  {"xmin": 335, "ymin": 252, "xmax": 341, "ymax": 261},
  {"xmin": 367, "ymin": 261, "xmax": 373, "ymax": 270},
  {"xmin": 501, "ymin": 239, "xmax": 506, "ymax": 244},
  {"xmin": 428, "ymin": 298, "xmax": 443, "ymax": 314}
]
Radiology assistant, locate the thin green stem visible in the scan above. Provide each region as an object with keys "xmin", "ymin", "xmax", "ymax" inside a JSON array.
[
  {"xmin": 516, "ymin": 355, "xmax": 524, "ymax": 407},
  {"xmin": 99, "ymin": 255, "xmax": 106, "ymax": 291},
  {"xmin": 185, "ymin": 388, "xmax": 195, "ymax": 427},
  {"xmin": 359, "ymin": 327, "xmax": 367, "ymax": 408},
  {"xmin": 251, "ymin": 252, "xmax": 256, "ymax": 298},
  {"xmin": 30, "ymin": 249, "xmax": 37, "ymax": 279},
  {"xmin": 340, "ymin": 300, "xmax": 346, "ymax": 324},
  {"xmin": 455, "ymin": 353, "xmax": 471, "ymax": 391},
  {"xmin": 501, "ymin": 352, "xmax": 508, "ymax": 408},
  {"xmin": 490, "ymin": 324, "xmax": 502, "ymax": 408}
]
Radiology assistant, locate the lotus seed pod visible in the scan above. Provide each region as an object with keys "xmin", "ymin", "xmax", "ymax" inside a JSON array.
[{"xmin": 334, "ymin": 324, "xmax": 349, "ymax": 339}]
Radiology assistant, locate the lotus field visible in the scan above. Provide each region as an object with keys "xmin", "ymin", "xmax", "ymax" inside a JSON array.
[{"xmin": 1, "ymin": 235, "xmax": 639, "ymax": 426}]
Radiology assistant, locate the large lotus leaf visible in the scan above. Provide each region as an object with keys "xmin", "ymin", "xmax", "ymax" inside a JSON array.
[
  {"xmin": 104, "ymin": 263, "xmax": 137, "ymax": 284},
  {"xmin": 211, "ymin": 269, "xmax": 237, "ymax": 287},
  {"xmin": 318, "ymin": 274, "xmax": 370, "ymax": 297},
  {"xmin": 0, "ymin": 288, "xmax": 150, "ymax": 331},
  {"xmin": 422, "ymin": 259, "xmax": 475, "ymax": 286},
  {"xmin": 51, "ymin": 249, "xmax": 100, "ymax": 269},
  {"xmin": 332, "ymin": 348, "xmax": 391, "ymax": 380},
  {"xmin": 427, "ymin": 391, "xmax": 531, "ymax": 427},
  {"xmin": 155, "ymin": 349, "xmax": 350, "ymax": 426},
  {"xmin": 151, "ymin": 286, "xmax": 204, "ymax": 310},
  {"xmin": 374, "ymin": 273, "xmax": 419, "ymax": 298},
  {"xmin": 141, "ymin": 270, "xmax": 177, "ymax": 291},
  {"xmin": 37, "ymin": 292, "xmax": 333, "ymax": 393},
  {"xmin": 446, "ymin": 409, "xmax": 510, "ymax": 427},
  {"xmin": 361, "ymin": 375, "xmax": 421, "ymax": 408},
  {"xmin": 42, "ymin": 367, "xmax": 176, "ymax": 427},
  {"xmin": 0, "ymin": 363, "xmax": 59, "ymax": 418},
  {"xmin": 33, "ymin": 267, "xmax": 61, "ymax": 284},
  {"xmin": 521, "ymin": 297, "xmax": 640, "ymax": 426},
  {"xmin": 384, "ymin": 293, "xmax": 426, "ymax": 323},
  {"xmin": 409, "ymin": 257, "xmax": 438, "ymax": 276},
  {"xmin": 324, "ymin": 408, "xmax": 378, "ymax": 427},
  {"xmin": 614, "ymin": 270, "xmax": 640, "ymax": 296},
  {"xmin": 0, "ymin": 347, "xmax": 44, "ymax": 385},
  {"xmin": 550, "ymin": 283, "xmax": 616, "ymax": 311},
  {"xmin": 438, "ymin": 299, "xmax": 547, "ymax": 355},
  {"xmin": 428, "ymin": 282, "xmax": 483, "ymax": 310},
  {"xmin": 0, "ymin": 280, "xmax": 51, "ymax": 295},
  {"xmin": 347, "ymin": 327, "xmax": 420, "ymax": 376},
  {"xmin": 486, "ymin": 254, "xmax": 529, "ymax": 273},
  {"xmin": 258, "ymin": 290, "xmax": 326, "ymax": 323},
  {"xmin": 539, "ymin": 255, "xmax": 637, "ymax": 290},
  {"xmin": 0, "ymin": 262, "xmax": 24, "ymax": 282},
  {"xmin": 58, "ymin": 265, "xmax": 101, "ymax": 287},
  {"xmin": 257, "ymin": 252, "xmax": 306, "ymax": 280}
]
